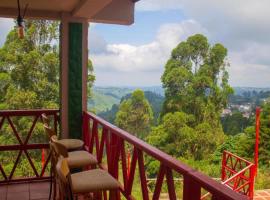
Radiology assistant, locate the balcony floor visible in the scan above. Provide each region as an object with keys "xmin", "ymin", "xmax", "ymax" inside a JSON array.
[
  {"xmin": 0, "ymin": 181, "xmax": 50, "ymax": 200},
  {"xmin": 0, "ymin": 181, "xmax": 269, "ymax": 200}
]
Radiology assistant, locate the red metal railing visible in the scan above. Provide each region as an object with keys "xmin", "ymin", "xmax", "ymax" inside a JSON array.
[
  {"xmin": 0, "ymin": 109, "xmax": 59, "ymax": 184},
  {"xmin": 83, "ymin": 111, "xmax": 249, "ymax": 200},
  {"xmin": 221, "ymin": 151, "xmax": 255, "ymax": 199}
]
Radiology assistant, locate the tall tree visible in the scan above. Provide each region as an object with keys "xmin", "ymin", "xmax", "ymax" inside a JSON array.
[
  {"xmin": 0, "ymin": 20, "xmax": 60, "ymax": 109},
  {"xmin": 115, "ymin": 90, "xmax": 153, "ymax": 139},
  {"xmin": 149, "ymin": 34, "xmax": 232, "ymax": 160},
  {"xmin": 161, "ymin": 34, "xmax": 233, "ymax": 124}
]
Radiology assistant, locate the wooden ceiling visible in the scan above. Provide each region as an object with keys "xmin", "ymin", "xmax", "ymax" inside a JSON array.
[{"xmin": 0, "ymin": 0, "xmax": 138, "ymax": 25}]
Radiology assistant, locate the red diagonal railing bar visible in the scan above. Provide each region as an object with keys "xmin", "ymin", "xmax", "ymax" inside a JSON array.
[
  {"xmin": 98, "ymin": 127, "xmax": 107, "ymax": 163},
  {"xmin": 126, "ymin": 147, "xmax": 138, "ymax": 196},
  {"xmin": 24, "ymin": 149, "xmax": 39, "ymax": 177},
  {"xmin": 105, "ymin": 130, "xmax": 111, "ymax": 166},
  {"xmin": 0, "ymin": 164, "xmax": 7, "ymax": 180},
  {"xmin": 120, "ymin": 140, "xmax": 128, "ymax": 190},
  {"xmin": 89, "ymin": 120, "xmax": 98, "ymax": 154},
  {"xmin": 7, "ymin": 116, "xmax": 23, "ymax": 145},
  {"xmin": 24, "ymin": 115, "xmax": 39, "ymax": 145},
  {"xmin": 83, "ymin": 112, "xmax": 249, "ymax": 200},
  {"xmin": 95, "ymin": 124, "xmax": 100, "ymax": 158},
  {"xmin": 137, "ymin": 149, "xmax": 149, "ymax": 200},
  {"xmin": 152, "ymin": 164, "xmax": 166, "ymax": 200},
  {"xmin": 166, "ymin": 167, "xmax": 177, "ymax": 200},
  {"xmin": 0, "ymin": 109, "xmax": 59, "ymax": 183},
  {"xmin": 220, "ymin": 151, "xmax": 255, "ymax": 199},
  {"xmin": 9, "ymin": 150, "xmax": 23, "ymax": 179},
  {"xmin": 223, "ymin": 166, "xmax": 250, "ymax": 182},
  {"xmin": 40, "ymin": 152, "xmax": 52, "ymax": 177},
  {"xmin": 0, "ymin": 116, "xmax": 5, "ymax": 130}
]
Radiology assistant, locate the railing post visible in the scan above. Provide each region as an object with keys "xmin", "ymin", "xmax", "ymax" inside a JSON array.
[
  {"xmin": 183, "ymin": 174, "xmax": 201, "ymax": 200},
  {"xmin": 221, "ymin": 151, "xmax": 226, "ymax": 181},
  {"xmin": 254, "ymin": 107, "xmax": 260, "ymax": 176},
  {"xmin": 249, "ymin": 165, "xmax": 255, "ymax": 199}
]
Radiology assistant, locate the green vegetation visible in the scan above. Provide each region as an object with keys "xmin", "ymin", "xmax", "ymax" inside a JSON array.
[
  {"xmin": 115, "ymin": 90, "xmax": 153, "ymax": 138},
  {"xmin": 1, "ymin": 19, "xmax": 270, "ymax": 195},
  {"xmin": 99, "ymin": 91, "xmax": 164, "ymax": 124},
  {"xmin": 0, "ymin": 20, "xmax": 94, "ymax": 178},
  {"xmin": 88, "ymin": 87, "xmax": 133, "ymax": 113},
  {"xmin": 221, "ymin": 111, "xmax": 251, "ymax": 135},
  {"xmin": 148, "ymin": 34, "xmax": 232, "ymax": 162}
]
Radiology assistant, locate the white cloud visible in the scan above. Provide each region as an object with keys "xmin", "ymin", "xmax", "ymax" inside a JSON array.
[
  {"xmin": 0, "ymin": 18, "xmax": 14, "ymax": 46},
  {"xmin": 90, "ymin": 20, "xmax": 206, "ymax": 73},
  {"xmin": 136, "ymin": 0, "xmax": 182, "ymax": 11}
]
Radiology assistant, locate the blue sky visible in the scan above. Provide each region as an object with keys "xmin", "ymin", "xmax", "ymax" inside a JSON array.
[{"xmin": 1, "ymin": 0, "xmax": 270, "ymax": 87}]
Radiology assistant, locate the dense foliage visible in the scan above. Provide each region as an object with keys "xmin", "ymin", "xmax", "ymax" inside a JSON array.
[
  {"xmin": 0, "ymin": 20, "xmax": 95, "ymax": 178},
  {"xmin": 115, "ymin": 90, "xmax": 153, "ymax": 138},
  {"xmin": 99, "ymin": 91, "xmax": 164, "ymax": 124},
  {"xmin": 0, "ymin": 20, "xmax": 60, "ymax": 109},
  {"xmin": 147, "ymin": 34, "xmax": 233, "ymax": 161}
]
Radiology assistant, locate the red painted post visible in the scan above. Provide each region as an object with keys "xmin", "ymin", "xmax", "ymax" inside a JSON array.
[
  {"xmin": 41, "ymin": 148, "xmax": 45, "ymax": 169},
  {"xmin": 249, "ymin": 164, "xmax": 255, "ymax": 199},
  {"xmin": 254, "ymin": 107, "xmax": 260, "ymax": 176},
  {"xmin": 127, "ymin": 149, "xmax": 131, "ymax": 178},
  {"xmin": 152, "ymin": 164, "xmax": 166, "ymax": 200},
  {"xmin": 183, "ymin": 174, "xmax": 201, "ymax": 200},
  {"xmin": 221, "ymin": 151, "xmax": 227, "ymax": 181}
]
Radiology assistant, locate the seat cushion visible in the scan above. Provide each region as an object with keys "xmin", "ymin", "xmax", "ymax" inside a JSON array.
[
  {"xmin": 71, "ymin": 169, "xmax": 119, "ymax": 193},
  {"xmin": 67, "ymin": 151, "xmax": 97, "ymax": 168},
  {"xmin": 58, "ymin": 139, "xmax": 84, "ymax": 150}
]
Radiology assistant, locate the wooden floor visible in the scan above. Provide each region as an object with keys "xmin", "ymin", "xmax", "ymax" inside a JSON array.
[
  {"xmin": 0, "ymin": 182, "xmax": 269, "ymax": 200},
  {"xmin": 254, "ymin": 190, "xmax": 270, "ymax": 200},
  {"xmin": 0, "ymin": 181, "xmax": 51, "ymax": 200}
]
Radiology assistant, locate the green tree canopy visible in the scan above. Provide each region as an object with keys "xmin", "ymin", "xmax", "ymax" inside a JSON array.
[
  {"xmin": 115, "ymin": 90, "xmax": 153, "ymax": 138},
  {"xmin": 0, "ymin": 20, "xmax": 60, "ymax": 109},
  {"xmin": 149, "ymin": 34, "xmax": 232, "ymax": 160},
  {"xmin": 161, "ymin": 34, "xmax": 233, "ymax": 126}
]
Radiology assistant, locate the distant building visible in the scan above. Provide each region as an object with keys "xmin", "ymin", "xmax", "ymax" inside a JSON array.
[{"xmin": 222, "ymin": 109, "xmax": 232, "ymax": 117}]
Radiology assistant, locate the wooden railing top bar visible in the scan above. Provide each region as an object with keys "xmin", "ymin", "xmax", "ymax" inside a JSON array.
[
  {"xmin": 0, "ymin": 109, "xmax": 60, "ymax": 116},
  {"xmin": 85, "ymin": 111, "xmax": 249, "ymax": 200},
  {"xmin": 223, "ymin": 150, "xmax": 253, "ymax": 166}
]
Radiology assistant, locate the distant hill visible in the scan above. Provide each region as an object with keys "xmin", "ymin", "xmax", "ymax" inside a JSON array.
[
  {"xmin": 88, "ymin": 86, "xmax": 270, "ymax": 113},
  {"xmin": 88, "ymin": 87, "xmax": 133, "ymax": 113},
  {"xmin": 88, "ymin": 86, "xmax": 163, "ymax": 113},
  {"xmin": 233, "ymin": 87, "xmax": 270, "ymax": 96},
  {"xmin": 98, "ymin": 91, "xmax": 164, "ymax": 124}
]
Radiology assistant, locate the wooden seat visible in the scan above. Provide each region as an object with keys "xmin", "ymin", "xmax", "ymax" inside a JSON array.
[
  {"xmin": 51, "ymin": 137, "xmax": 98, "ymax": 168},
  {"xmin": 56, "ymin": 158, "xmax": 119, "ymax": 200},
  {"xmin": 42, "ymin": 122, "xmax": 84, "ymax": 151},
  {"xmin": 71, "ymin": 169, "xmax": 119, "ymax": 193},
  {"xmin": 42, "ymin": 113, "xmax": 84, "ymax": 150}
]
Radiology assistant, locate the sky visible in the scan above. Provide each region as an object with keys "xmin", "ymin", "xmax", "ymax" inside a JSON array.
[{"xmin": 1, "ymin": 0, "xmax": 270, "ymax": 87}]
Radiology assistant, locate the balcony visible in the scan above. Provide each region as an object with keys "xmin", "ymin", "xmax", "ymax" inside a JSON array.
[{"xmin": 0, "ymin": 109, "xmax": 255, "ymax": 200}]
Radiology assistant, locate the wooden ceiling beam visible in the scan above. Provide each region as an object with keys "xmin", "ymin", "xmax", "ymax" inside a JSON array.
[
  {"xmin": 71, "ymin": 0, "xmax": 88, "ymax": 17},
  {"xmin": 0, "ymin": 7, "xmax": 61, "ymax": 20}
]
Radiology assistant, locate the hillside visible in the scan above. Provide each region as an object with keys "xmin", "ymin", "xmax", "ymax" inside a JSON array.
[
  {"xmin": 88, "ymin": 87, "xmax": 133, "ymax": 113},
  {"xmin": 98, "ymin": 91, "xmax": 164, "ymax": 124},
  {"xmin": 88, "ymin": 86, "xmax": 163, "ymax": 113},
  {"xmin": 88, "ymin": 86, "xmax": 270, "ymax": 113}
]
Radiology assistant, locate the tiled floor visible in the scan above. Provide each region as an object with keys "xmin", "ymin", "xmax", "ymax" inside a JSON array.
[
  {"xmin": 254, "ymin": 189, "xmax": 270, "ymax": 200},
  {"xmin": 1, "ymin": 182, "xmax": 270, "ymax": 200},
  {"xmin": 0, "ymin": 181, "xmax": 51, "ymax": 200}
]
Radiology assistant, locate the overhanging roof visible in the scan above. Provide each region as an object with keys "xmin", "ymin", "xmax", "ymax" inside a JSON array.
[{"xmin": 0, "ymin": 0, "xmax": 139, "ymax": 25}]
